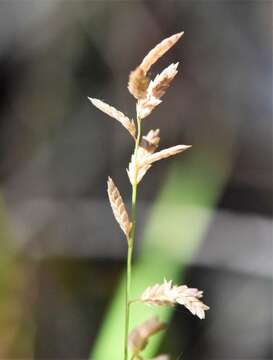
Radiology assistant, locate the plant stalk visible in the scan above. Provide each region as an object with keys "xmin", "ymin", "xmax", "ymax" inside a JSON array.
[{"xmin": 124, "ymin": 115, "xmax": 142, "ymax": 360}]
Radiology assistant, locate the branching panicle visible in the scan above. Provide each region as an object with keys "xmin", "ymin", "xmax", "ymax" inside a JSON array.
[{"xmin": 88, "ymin": 31, "xmax": 209, "ymax": 360}]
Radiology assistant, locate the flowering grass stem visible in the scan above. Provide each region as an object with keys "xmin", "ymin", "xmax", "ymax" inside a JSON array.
[{"xmin": 89, "ymin": 31, "xmax": 208, "ymax": 360}]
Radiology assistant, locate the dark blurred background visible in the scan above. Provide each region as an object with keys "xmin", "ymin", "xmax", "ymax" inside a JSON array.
[{"xmin": 0, "ymin": 1, "xmax": 272, "ymax": 359}]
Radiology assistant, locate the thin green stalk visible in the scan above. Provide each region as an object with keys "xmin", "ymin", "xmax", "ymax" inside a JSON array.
[{"xmin": 124, "ymin": 115, "xmax": 142, "ymax": 360}]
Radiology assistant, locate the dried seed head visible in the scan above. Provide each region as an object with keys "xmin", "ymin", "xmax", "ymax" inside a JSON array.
[
  {"xmin": 147, "ymin": 63, "xmax": 179, "ymax": 100},
  {"xmin": 132, "ymin": 33, "xmax": 183, "ymax": 118},
  {"xmin": 141, "ymin": 144, "xmax": 191, "ymax": 166},
  {"xmin": 136, "ymin": 96, "xmax": 162, "ymax": 119},
  {"xmin": 88, "ymin": 98, "xmax": 136, "ymax": 139},
  {"xmin": 129, "ymin": 32, "xmax": 183, "ymax": 101},
  {"xmin": 142, "ymin": 129, "xmax": 161, "ymax": 146},
  {"xmin": 175, "ymin": 285, "xmax": 209, "ymax": 320},
  {"xmin": 127, "ymin": 153, "xmax": 152, "ymax": 185},
  {"xmin": 139, "ymin": 129, "xmax": 160, "ymax": 158},
  {"xmin": 140, "ymin": 32, "xmax": 183, "ymax": 75},
  {"xmin": 140, "ymin": 279, "xmax": 209, "ymax": 319},
  {"xmin": 128, "ymin": 317, "xmax": 166, "ymax": 356},
  {"xmin": 107, "ymin": 177, "xmax": 132, "ymax": 239},
  {"xmin": 135, "ymin": 63, "xmax": 178, "ymax": 120},
  {"xmin": 140, "ymin": 280, "xmax": 175, "ymax": 306},
  {"xmin": 127, "ymin": 139, "xmax": 191, "ymax": 185},
  {"xmin": 128, "ymin": 67, "xmax": 150, "ymax": 100},
  {"xmin": 151, "ymin": 355, "xmax": 170, "ymax": 360},
  {"xmin": 135, "ymin": 62, "xmax": 178, "ymax": 119},
  {"xmin": 127, "ymin": 129, "xmax": 160, "ymax": 185}
]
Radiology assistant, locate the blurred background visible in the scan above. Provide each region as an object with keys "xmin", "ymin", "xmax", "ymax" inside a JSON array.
[{"xmin": 0, "ymin": 0, "xmax": 272, "ymax": 359}]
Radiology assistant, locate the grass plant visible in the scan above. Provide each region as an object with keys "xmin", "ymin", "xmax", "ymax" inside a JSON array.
[{"xmin": 89, "ymin": 32, "xmax": 209, "ymax": 360}]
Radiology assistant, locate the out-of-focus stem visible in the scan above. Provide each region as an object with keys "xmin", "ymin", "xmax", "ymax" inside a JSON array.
[{"xmin": 124, "ymin": 115, "xmax": 142, "ymax": 360}]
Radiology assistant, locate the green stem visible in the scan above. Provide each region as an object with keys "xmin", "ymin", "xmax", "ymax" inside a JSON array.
[{"xmin": 124, "ymin": 115, "xmax": 142, "ymax": 360}]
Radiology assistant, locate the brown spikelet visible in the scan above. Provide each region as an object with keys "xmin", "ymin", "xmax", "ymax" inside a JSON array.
[
  {"xmin": 148, "ymin": 63, "xmax": 179, "ymax": 99},
  {"xmin": 127, "ymin": 129, "xmax": 160, "ymax": 185},
  {"xmin": 136, "ymin": 96, "xmax": 162, "ymax": 119},
  {"xmin": 107, "ymin": 177, "xmax": 131, "ymax": 239},
  {"xmin": 141, "ymin": 144, "xmax": 191, "ymax": 166},
  {"xmin": 128, "ymin": 317, "xmax": 166, "ymax": 356},
  {"xmin": 88, "ymin": 98, "xmax": 136, "ymax": 138},
  {"xmin": 140, "ymin": 280, "xmax": 175, "ymax": 307},
  {"xmin": 140, "ymin": 32, "xmax": 184, "ymax": 74},
  {"xmin": 128, "ymin": 67, "xmax": 150, "ymax": 100},
  {"xmin": 135, "ymin": 62, "xmax": 178, "ymax": 119},
  {"xmin": 139, "ymin": 129, "xmax": 160, "ymax": 156},
  {"xmin": 131, "ymin": 144, "xmax": 191, "ymax": 182},
  {"xmin": 127, "ymin": 153, "xmax": 151, "ymax": 185},
  {"xmin": 127, "ymin": 137, "xmax": 191, "ymax": 185},
  {"xmin": 140, "ymin": 280, "xmax": 210, "ymax": 319}
]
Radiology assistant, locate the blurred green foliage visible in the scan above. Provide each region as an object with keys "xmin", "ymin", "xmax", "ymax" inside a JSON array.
[{"xmin": 0, "ymin": 195, "xmax": 34, "ymax": 358}]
